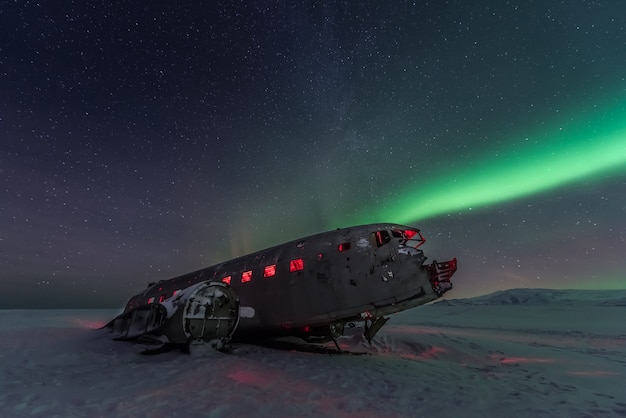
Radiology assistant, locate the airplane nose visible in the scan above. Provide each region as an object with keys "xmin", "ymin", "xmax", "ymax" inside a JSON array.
[{"xmin": 426, "ymin": 258, "xmax": 457, "ymax": 296}]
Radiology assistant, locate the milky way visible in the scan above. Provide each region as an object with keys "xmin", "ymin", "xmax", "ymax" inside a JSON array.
[{"xmin": 1, "ymin": 2, "xmax": 625, "ymax": 307}]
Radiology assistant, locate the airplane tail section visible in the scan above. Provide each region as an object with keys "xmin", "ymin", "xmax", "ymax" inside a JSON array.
[
  {"xmin": 103, "ymin": 281, "xmax": 240, "ymax": 353},
  {"xmin": 105, "ymin": 303, "xmax": 168, "ymax": 340}
]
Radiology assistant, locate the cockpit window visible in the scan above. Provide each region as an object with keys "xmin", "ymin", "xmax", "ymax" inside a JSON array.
[
  {"xmin": 392, "ymin": 228, "xmax": 419, "ymax": 240},
  {"xmin": 373, "ymin": 230, "xmax": 391, "ymax": 247},
  {"xmin": 401, "ymin": 229, "xmax": 426, "ymax": 249}
]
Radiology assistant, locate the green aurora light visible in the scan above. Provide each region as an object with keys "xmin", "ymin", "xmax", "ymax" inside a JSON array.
[
  {"xmin": 569, "ymin": 273, "xmax": 626, "ymax": 291},
  {"xmin": 349, "ymin": 103, "xmax": 626, "ymax": 226}
]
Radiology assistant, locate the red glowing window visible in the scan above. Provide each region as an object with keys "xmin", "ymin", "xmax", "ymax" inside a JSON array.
[
  {"xmin": 147, "ymin": 297, "xmax": 155, "ymax": 304},
  {"xmin": 222, "ymin": 276, "xmax": 231, "ymax": 285},
  {"xmin": 403, "ymin": 229, "xmax": 425, "ymax": 248},
  {"xmin": 290, "ymin": 258, "xmax": 304, "ymax": 272},
  {"xmin": 264, "ymin": 264, "xmax": 276, "ymax": 277},
  {"xmin": 159, "ymin": 294, "xmax": 167, "ymax": 303},
  {"xmin": 241, "ymin": 270, "xmax": 252, "ymax": 283},
  {"xmin": 374, "ymin": 230, "xmax": 391, "ymax": 247},
  {"xmin": 338, "ymin": 242, "xmax": 351, "ymax": 252}
]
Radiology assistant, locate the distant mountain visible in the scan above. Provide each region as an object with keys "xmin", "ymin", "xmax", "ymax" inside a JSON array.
[{"xmin": 435, "ymin": 288, "xmax": 626, "ymax": 307}]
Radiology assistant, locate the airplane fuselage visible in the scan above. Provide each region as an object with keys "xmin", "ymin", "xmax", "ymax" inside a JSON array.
[{"xmin": 117, "ymin": 223, "xmax": 456, "ymax": 342}]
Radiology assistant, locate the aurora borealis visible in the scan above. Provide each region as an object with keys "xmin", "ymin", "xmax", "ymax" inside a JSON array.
[
  {"xmin": 350, "ymin": 101, "xmax": 626, "ymax": 225},
  {"xmin": 1, "ymin": 1, "xmax": 625, "ymax": 308}
]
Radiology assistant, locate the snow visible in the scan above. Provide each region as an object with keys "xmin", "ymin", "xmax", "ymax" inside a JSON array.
[
  {"xmin": 1, "ymin": 289, "xmax": 625, "ymax": 417},
  {"xmin": 159, "ymin": 281, "xmax": 207, "ymax": 317},
  {"xmin": 240, "ymin": 306, "xmax": 256, "ymax": 318}
]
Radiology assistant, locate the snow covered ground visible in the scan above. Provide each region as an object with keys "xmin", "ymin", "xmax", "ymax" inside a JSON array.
[{"xmin": 1, "ymin": 288, "xmax": 625, "ymax": 418}]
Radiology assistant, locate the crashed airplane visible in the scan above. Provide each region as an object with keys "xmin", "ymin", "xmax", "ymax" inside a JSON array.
[{"xmin": 104, "ymin": 223, "xmax": 457, "ymax": 353}]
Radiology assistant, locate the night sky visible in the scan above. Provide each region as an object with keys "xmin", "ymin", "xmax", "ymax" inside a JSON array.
[{"xmin": 2, "ymin": 1, "xmax": 625, "ymax": 309}]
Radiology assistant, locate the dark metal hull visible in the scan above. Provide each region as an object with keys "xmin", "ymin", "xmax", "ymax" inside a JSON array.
[{"xmin": 107, "ymin": 223, "xmax": 456, "ymax": 346}]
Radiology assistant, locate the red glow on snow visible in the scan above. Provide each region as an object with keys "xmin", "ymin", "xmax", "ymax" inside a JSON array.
[
  {"xmin": 225, "ymin": 365, "xmax": 359, "ymax": 417},
  {"xmin": 227, "ymin": 369, "xmax": 271, "ymax": 389},
  {"xmin": 264, "ymin": 264, "xmax": 276, "ymax": 277},
  {"xmin": 290, "ymin": 258, "xmax": 304, "ymax": 272},
  {"xmin": 69, "ymin": 318, "xmax": 110, "ymax": 329},
  {"xmin": 418, "ymin": 346, "xmax": 447, "ymax": 359},
  {"xmin": 491, "ymin": 355, "xmax": 557, "ymax": 365},
  {"xmin": 568, "ymin": 370, "xmax": 620, "ymax": 377},
  {"xmin": 241, "ymin": 270, "xmax": 252, "ymax": 283},
  {"xmin": 386, "ymin": 325, "xmax": 432, "ymax": 335},
  {"xmin": 221, "ymin": 276, "xmax": 231, "ymax": 285}
]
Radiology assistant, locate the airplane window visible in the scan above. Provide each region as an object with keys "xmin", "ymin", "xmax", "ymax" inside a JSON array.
[
  {"xmin": 222, "ymin": 276, "xmax": 231, "ymax": 285},
  {"xmin": 338, "ymin": 242, "xmax": 351, "ymax": 252},
  {"xmin": 242, "ymin": 270, "xmax": 252, "ymax": 283},
  {"xmin": 264, "ymin": 264, "xmax": 276, "ymax": 277},
  {"xmin": 374, "ymin": 230, "xmax": 391, "ymax": 247},
  {"xmin": 290, "ymin": 258, "xmax": 304, "ymax": 272},
  {"xmin": 402, "ymin": 229, "xmax": 425, "ymax": 248}
]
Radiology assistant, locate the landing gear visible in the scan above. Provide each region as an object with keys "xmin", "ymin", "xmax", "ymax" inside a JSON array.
[
  {"xmin": 363, "ymin": 316, "xmax": 389, "ymax": 343},
  {"xmin": 329, "ymin": 322, "xmax": 344, "ymax": 351}
]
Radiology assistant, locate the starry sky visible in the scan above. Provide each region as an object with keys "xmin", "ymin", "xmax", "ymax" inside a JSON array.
[{"xmin": 2, "ymin": 1, "xmax": 625, "ymax": 308}]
